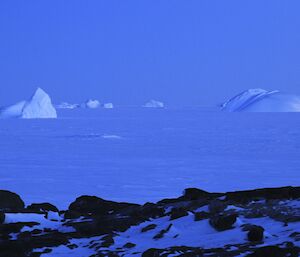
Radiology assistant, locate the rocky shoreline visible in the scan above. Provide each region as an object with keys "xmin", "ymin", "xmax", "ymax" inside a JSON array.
[{"xmin": 0, "ymin": 186, "xmax": 300, "ymax": 257}]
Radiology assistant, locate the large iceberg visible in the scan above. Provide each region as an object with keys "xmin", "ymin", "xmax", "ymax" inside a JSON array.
[
  {"xmin": 0, "ymin": 88, "xmax": 57, "ymax": 119},
  {"xmin": 222, "ymin": 88, "xmax": 300, "ymax": 112},
  {"xmin": 143, "ymin": 100, "xmax": 164, "ymax": 108}
]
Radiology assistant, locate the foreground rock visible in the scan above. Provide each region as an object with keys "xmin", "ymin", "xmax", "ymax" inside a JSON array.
[{"xmin": 0, "ymin": 186, "xmax": 299, "ymax": 257}]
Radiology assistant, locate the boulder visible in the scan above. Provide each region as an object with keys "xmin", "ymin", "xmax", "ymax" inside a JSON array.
[
  {"xmin": 169, "ymin": 208, "xmax": 188, "ymax": 220},
  {"xmin": 247, "ymin": 225, "xmax": 265, "ymax": 242},
  {"xmin": 0, "ymin": 190, "xmax": 25, "ymax": 211},
  {"xmin": 209, "ymin": 214, "xmax": 237, "ymax": 231},
  {"xmin": 68, "ymin": 195, "xmax": 138, "ymax": 216},
  {"xmin": 27, "ymin": 203, "xmax": 59, "ymax": 213}
]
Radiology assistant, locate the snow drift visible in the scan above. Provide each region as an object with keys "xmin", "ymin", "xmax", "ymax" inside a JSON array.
[
  {"xmin": 222, "ymin": 88, "xmax": 300, "ymax": 112},
  {"xmin": 0, "ymin": 88, "xmax": 57, "ymax": 119},
  {"xmin": 143, "ymin": 100, "xmax": 164, "ymax": 108}
]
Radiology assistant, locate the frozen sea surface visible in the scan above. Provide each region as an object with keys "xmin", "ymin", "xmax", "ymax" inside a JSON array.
[{"xmin": 0, "ymin": 107, "xmax": 299, "ymax": 208}]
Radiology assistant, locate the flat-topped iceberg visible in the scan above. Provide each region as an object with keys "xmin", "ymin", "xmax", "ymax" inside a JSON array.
[
  {"xmin": 103, "ymin": 103, "xmax": 114, "ymax": 109},
  {"xmin": 56, "ymin": 102, "xmax": 79, "ymax": 109},
  {"xmin": 222, "ymin": 88, "xmax": 300, "ymax": 112},
  {"xmin": 143, "ymin": 99, "xmax": 164, "ymax": 108},
  {"xmin": 0, "ymin": 88, "xmax": 57, "ymax": 119}
]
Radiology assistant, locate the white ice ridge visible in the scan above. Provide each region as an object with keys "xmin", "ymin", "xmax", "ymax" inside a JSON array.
[
  {"xmin": 56, "ymin": 102, "xmax": 79, "ymax": 109},
  {"xmin": 143, "ymin": 100, "xmax": 164, "ymax": 108},
  {"xmin": 222, "ymin": 88, "xmax": 300, "ymax": 112},
  {"xmin": 0, "ymin": 88, "xmax": 57, "ymax": 119}
]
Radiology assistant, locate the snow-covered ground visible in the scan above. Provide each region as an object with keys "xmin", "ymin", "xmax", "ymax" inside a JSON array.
[{"xmin": 0, "ymin": 107, "xmax": 300, "ymax": 208}]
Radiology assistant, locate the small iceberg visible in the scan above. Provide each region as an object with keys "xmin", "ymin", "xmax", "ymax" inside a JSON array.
[
  {"xmin": 103, "ymin": 103, "xmax": 114, "ymax": 109},
  {"xmin": 0, "ymin": 88, "xmax": 57, "ymax": 119},
  {"xmin": 85, "ymin": 99, "xmax": 100, "ymax": 109},
  {"xmin": 222, "ymin": 88, "xmax": 300, "ymax": 112},
  {"xmin": 143, "ymin": 100, "xmax": 164, "ymax": 108},
  {"xmin": 56, "ymin": 102, "xmax": 79, "ymax": 109}
]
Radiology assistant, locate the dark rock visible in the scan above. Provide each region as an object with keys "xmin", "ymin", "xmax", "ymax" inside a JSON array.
[
  {"xmin": 183, "ymin": 188, "xmax": 220, "ymax": 201},
  {"xmin": 123, "ymin": 242, "xmax": 136, "ymax": 248},
  {"xmin": 64, "ymin": 210, "xmax": 82, "ymax": 219},
  {"xmin": 0, "ymin": 211, "xmax": 5, "ymax": 224},
  {"xmin": 142, "ymin": 248, "xmax": 162, "ymax": 257},
  {"xmin": 68, "ymin": 195, "xmax": 139, "ymax": 216},
  {"xmin": 132, "ymin": 203, "xmax": 165, "ymax": 220},
  {"xmin": 208, "ymin": 200, "xmax": 227, "ymax": 214},
  {"xmin": 100, "ymin": 234, "xmax": 115, "ymax": 247},
  {"xmin": 247, "ymin": 225, "xmax": 264, "ymax": 242},
  {"xmin": 141, "ymin": 224, "xmax": 157, "ymax": 233},
  {"xmin": 194, "ymin": 211, "xmax": 210, "ymax": 221},
  {"xmin": 245, "ymin": 246, "xmax": 296, "ymax": 257},
  {"xmin": 27, "ymin": 203, "xmax": 59, "ymax": 213},
  {"xmin": 0, "ymin": 240, "xmax": 31, "ymax": 257},
  {"xmin": 209, "ymin": 214, "xmax": 237, "ymax": 231},
  {"xmin": 0, "ymin": 222, "xmax": 39, "ymax": 236},
  {"xmin": 170, "ymin": 207, "xmax": 188, "ymax": 220},
  {"xmin": 153, "ymin": 224, "xmax": 172, "ymax": 240},
  {"xmin": 0, "ymin": 190, "xmax": 25, "ymax": 211},
  {"xmin": 226, "ymin": 186, "xmax": 300, "ymax": 203}
]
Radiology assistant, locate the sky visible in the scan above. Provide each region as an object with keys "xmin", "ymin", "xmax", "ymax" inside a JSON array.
[{"xmin": 0, "ymin": 0, "xmax": 300, "ymax": 106}]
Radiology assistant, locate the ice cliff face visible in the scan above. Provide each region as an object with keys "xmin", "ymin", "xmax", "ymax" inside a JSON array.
[
  {"xmin": 222, "ymin": 88, "xmax": 300, "ymax": 112},
  {"xmin": 0, "ymin": 88, "xmax": 57, "ymax": 119},
  {"xmin": 22, "ymin": 88, "xmax": 57, "ymax": 118},
  {"xmin": 143, "ymin": 100, "xmax": 164, "ymax": 108}
]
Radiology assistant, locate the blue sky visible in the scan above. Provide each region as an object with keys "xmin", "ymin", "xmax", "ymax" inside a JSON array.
[{"xmin": 0, "ymin": 1, "xmax": 300, "ymax": 106}]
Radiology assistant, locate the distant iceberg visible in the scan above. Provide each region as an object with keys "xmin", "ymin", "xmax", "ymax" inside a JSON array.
[
  {"xmin": 143, "ymin": 100, "xmax": 164, "ymax": 108},
  {"xmin": 0, "ymin": 88, "xmax": 57, "ymax": 119},
  {"xmin": 222, "ymin": 88, "xmax": 300, "ymax": 112},
  {"xmin": 85, "ymin": 99, "xmax": 100, "ymax": 109},
  {"xmin": 103, "ymin": 103, "xmax": 114, "ymax": 109},
  {"xmin": 56, "ymin": 102, "xmax": 79, "ymax": 109}
]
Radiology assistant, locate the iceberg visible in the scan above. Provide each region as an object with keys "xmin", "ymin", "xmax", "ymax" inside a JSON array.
[
  {"xmin": 103, "ymin": 103, "xmax": 114, "ymax": 109},
  {"xmin": 56, "ymin": 102, "xmax": 79, "ymax": 109},
  {"xmin": 0, "ymin": 88, "xmax": 57, "ymax": 119},
  {"xmin": 0, "ymin": 101, "xmax": 27, "ymax": 118},
  {"xmin": 143, "ymin": 100, "xmax": 164, "ymax": 108},
  {"xmin": 222, "ymin": 88, "xmax": 300, "ymax": 112},
  {"xmin": 22, "ymin": 88, "xmax": 57, "ymax": 118},
  {"xmin": 85, "ymin": 99, "xmax": 100, "ymax": 109}
]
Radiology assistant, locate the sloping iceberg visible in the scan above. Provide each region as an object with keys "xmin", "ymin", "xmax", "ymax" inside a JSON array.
[
  {"xmin": 0, "ymin": 88, "xmax": 57, "ymax": 119},
  {"xmin": 222, "ymin": 88, "xmax": 300, "ymax": 112},
  {"xmin": 85, "ymin": 99, "xmax": 100, "ymax": 109},
  {"xmin": 0, "ymin": 101, "xmax": 27, "ymax": 118},
  {"xmin": 143, "ymin": 100, "xmax": 164, "ymax": 108}
]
